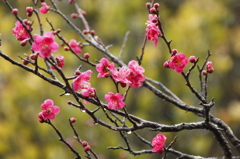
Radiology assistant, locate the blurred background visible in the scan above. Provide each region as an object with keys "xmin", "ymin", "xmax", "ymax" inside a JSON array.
[{"xmin": 1, "ymin": 0, "xmax": 240, "ymax": 158}]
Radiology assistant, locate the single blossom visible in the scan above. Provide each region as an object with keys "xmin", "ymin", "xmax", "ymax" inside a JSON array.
[
  {"xmin": 146, "ymin": 14, "xmax": 161, "ymax": 47},
  {"xmin": 51, "ymin": 55, "xmax": 65, "ymax": 69},
  {"xmin": 81, "ymin": 87, "xmax": 96, "ymax": 98},
  {"xmin": 69, "ymin": 39, "xmax": 82, "ymax": 54},
  {"xmin": 152, "ymin": 134, "xmax": 167, "ymax": 154},
  {"xmin": 127, "ymin": 60, "xmax": 145, "ymax": 88},
  {"xmin": 40, "ymin": 2, "xmax": 50, "ymax": 14},
  {"xmin": 168, "ymin": 53, "xmax": 188, "ymax": 73},
  {"xmin": 105, "ymin": 92, "xmax": 125, "ymax": 110},
  {"xmin": 39, "ymin": 99, "xmax": 60, "ymax": 120},
  {"xmin": 112, "ymin": 66, "xmax": 131, "ymax": 84},
  {"xmin": 32, "ymin": 32, "xmax": 59, "ymax": 58},
  {"xmin": 12, "ymin": 21, "xmax": 32, "ymax": 41},
  {"xmin": 96, "ymin": 58, "xmax": 115, "ymax": 78},
  {"xmin": 72, "ymin": 70, "xmax": 92, "ymax": 91}
]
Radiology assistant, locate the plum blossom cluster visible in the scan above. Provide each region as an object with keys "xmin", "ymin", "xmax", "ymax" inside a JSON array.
[
  {"xmin": 50, "ymin": 55, "xmax": 65, "ymax": 69},
  {"xmin": 72, "ymin": 70, "xmax": 96, "ymax": 98},
  {"xmin": 151, "ymin": 134, "xmax": 167, "ymax": 154},
  {"xmin": 164, "ymin": 49, "xmax": 189, "ymax": 73},
  {"xmin": 69, "ymin": 39, "xmax": 82, "ymax": 54},
  {"xmin": 145, "ymin": 3, "xmax": 161, "ymax": 47},
  {"xmin": 96, "ymin": 58, "xmax": 145, "ymax": 88},
  {"xmin": 38, "ymin": 99, "xmax": 60, "ymax": 122}
]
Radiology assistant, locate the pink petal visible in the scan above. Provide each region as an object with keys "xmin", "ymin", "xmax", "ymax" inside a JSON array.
[
  {"xmin": 52, "ymin": 106, "xmax": 60, "ymax": 114},
  {"xmin": 41, "ymin": 99, "xmax": 54, "ymax": 110}
]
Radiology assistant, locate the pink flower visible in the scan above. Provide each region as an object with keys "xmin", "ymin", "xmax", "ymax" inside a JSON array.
[
  {"xmin": 168, "ymin": 53, "xmax": 188, "ymax": 73},
  {"xmin": 40, "ymin": 2, "xmax": 50, "ymax": 14},
  {"xmin": 72, "ymin": 70, "xmax": 92, "ymax": 91},
  {"xmin": 81, "ymin": 87, "xmax": 96, "ymax": 97},
  {"xmin": 127, "ymin": 60, "xmax": 145, "ymax": 88},
  {"xmin": 146, "ymin": 14, "xmax": 161, "ymax": 47},
  {"xmin": 12, "ymin": 21, "xmax": 32, "ymax": 41},
  {"xmin": 32, "ymin": 32, "xmax": 59, "ymax": 58},
  {"xmin": 105, "ymin": 92, "xmax": 125, "ymax": 110},
  {"xmin": 128, "ymin": 60, "xmax": 145, "ymax": 74},
  {"xmin": 96, "ymin": 58, "xmax": 115, "ymax": 78},
  {"xmin": 112, "ymin": 66, "xmax": 131, "ymax": 84},
  {"xmin": 206, "ymin": 61, "xmax": 214, "ymax": 73},
  {"xmin": 39, "ymin": 99, "xmax": 60, "ymax": 120},
  {"xmin": 69, "ymin": 39, "xmax": 82, "ymax": 54},
  {"xmin": 152, "ymin": 134, "xmax": 166, "ymax": 154},
  {"xmin": 51, "ymin": 55, "xmax": 65, "ymax": 69}
]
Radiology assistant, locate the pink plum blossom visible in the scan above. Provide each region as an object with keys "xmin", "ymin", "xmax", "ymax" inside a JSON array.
[
  {"xmin": 51, "ymin": 55, "xmax": 65, "ymax": 69},
  {"xmin": 81, "ymin": 87, "xmax": 96, "ymax": 98},
  {"xmin": 32, "ymin": 32, "xmax": 59, "ymax": 58},
  {"xmin": 112, "ymin": 66, "xmax": 131, "ymax": 84},
  {"xmin": 40, "ymin": 2, "xmax": 50, "ymax": 14},
  {"xmin": 105, "ymin": 92, "xmax": 125, "ymax": 110},
  {"xmin": 152, "ymin": 134, "xmax": 166, "ymax": 154},
  {"xmin": 12, "ymin": 21, "xmax": 32, "ymax": 41},
  {"xmin": 39, "ymin": 99, "xmax": 60, "ymax": 120},
  {"xmin": 146, "ymin": 14, "xmax": 161, "ymax": 47},
  {"xmin": 69, "ymin": 39, "xmax": 82, "ymax": 54},
  {"xmin": 96, "ymin": 58, "xmax": 115, "ymax": 78},
  {"xmin": 127, "ymin": 60, "xmax": 145, "ymax": 88},
  {"xmin": 168, "ymin": 53, "xmax": 188, "ymax": 73},
  {"xmin": 72, "ymin": 70, "xmax": 92, "ymax": 91}
]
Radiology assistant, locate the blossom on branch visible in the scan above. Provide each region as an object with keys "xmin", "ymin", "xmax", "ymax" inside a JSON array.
[
  {"xmin": 96, "ymin": 58, "xmax": 115, "ymax": 78},
  {"xmin": 146, "ymin": 14, "xmax": 161, "ymax": 47},
  {"xmin": 50, "ymin": 55, "xmax": 65, "ymax": 69},
  {"xmin": 32, "ymin": 32, "xmax": 59, "ymax": 58},
  {"xmin": 168, "ymin": 53, "xmax": 188, "ymax": 73},
  {"xmin": 40, "ymin": 2, "xmax": 50, "ymax": 14},
  {"xmin": 69, "ymin": 39, "xmax": 82, "ymax": 54},
  {"xmin": 127, "ymin": 60, "xmax": 145, "ymax": 88},
  {"xmin": 38, "ymin": 99, "xmax": 60, "ymax": 121},
  {"xmin": 12, "ymin": 21, "xmax": 32, "ymax": 41},
  {"xmin": 112, "ymin": 66, "xmax": 131, "ymax": 84},
  {"xmin": 152, "ymin": 134, "xmax": 166, "ymax": 154},
  {"xmin": 105, "ymin": 92, "xmax": 125, "ymax": 110},
  {"xmin": 72, "ymin": 70, "xmax": 92, "ymax": 91}
]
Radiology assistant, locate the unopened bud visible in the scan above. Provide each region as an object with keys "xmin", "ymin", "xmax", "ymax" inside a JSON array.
[
  {"xmin": 71, "ymin": 13, "xmax": 78, "ymax": 19},
  {"xmin": 12, "ymin": 8, "xmax": 18, "ymax": 14},
  {"xmin": 82, "ymin": 11, "xmax": 87, "ymax": 16},
  {"xmin": 74, "ymin": 70, "xmax": 81, "ymax": 76},
  {"xmin": 67, "ymin": 100, "xmax": 73, "ymax": 105},
  {"xmin": 189, "ymin": 56, "xmax": 197, "ymax": 63},
  {"xmin": 149, "ymin": 8, "xmax": 157, "ymax": 14},
  {"xmin": 90, "ymin": 30, "xmax": 95, "ymax": 36},
  {"xmin": 68, "ymin": 0, "xmax": 74, "ymax": 4},
  {"xmin": 172, "ymin": 49, "xmax": 178, "ymax": 55},
  {"xmin": 70, "ymin": 117, "xmax": 77, "ymax": 123},
  {"xmin": 20, "ymin": 39, "xmax": 28, "ymax": 46},
  {"xmin": 26, "ymin": 7, "xmax": 33, "ymax": 13},
  {"xmin": 163, "ymin": 61, "xmax": 169, "ymax": 68},
  {"xmin": 202, "ymin": 70, "xmax": 207, "ymax": 75},
  {"xmin": 83, "ymin": 30, "xmax": 89, "ymax": 34},
  {"xmin": 82, "ymin": 141, "xmax": 88, "ymax": 147},
  {"xmin": 84, "ymin": 53, "xmax": 90, "ymax": 59},
  {"xmin": 154, "ymin": 3, "xmax": 160, "ymax": 8},
  {"xmin": 84, "ymin": 145, "xmax": 91, "ymax": 151},
  {"xmin": 146, "ymin": 2, "xmax": 151, "ymax": 8},
  {"xmin": 64, "ymin": 46, "xmax": 70, "ymax": 51},
  {"xmin": 22, "ymin": 59, "xmax": 29, "ymax": 65},
  {"xmin": 30, "ymin": 53, "xmax": 38, "ymax": 60},
  {"xmin": 53, "ymin": 29, "xmax": 61, "ymax": 35}
]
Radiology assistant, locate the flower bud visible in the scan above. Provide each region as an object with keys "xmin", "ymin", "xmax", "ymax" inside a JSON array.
[
  {"xmin": 22, "ymin": 59, "xmax": 29, "ymax": 65},
  {"xmin": 83, "ymin": 30, "xmax": 89, "ymax": 34},
  {"xmin": 82, "ymin": 141, "xmax": 88, "ymax": 147},
  {"xmin": 74, "ymin": 70, "xmax": 81, "ymax": 76},
  {"xmin": 12, "ymin": 8, "xmax": 18, "ymax": 14},
  {"xmin": 202, "ymin": 70, "xmax": 207, "ymax": 75},
  {"xmin": 26, "ymin": 7, "xmax": 33, "ymax": 13},
  {"xmin": 30, "ymin": 53, "xmax": 38, "ymax": 60},
  {"xmin": 71, "ymin": 13, "xmax": 78, "ymax": 19},
  {"xmin": 90, "ymin": 30, "xmax": 95, "ymax": 36},
  {"xmin": 20, "ymin": 39, "xmax": 28, "ymax": 46},
  {"xmin": 189, "ymin": 56, "xmax": 197, "ymax": 63},
  {"xmin": 163, "ymin": 61, "xmax": 169, "ymax": 68},
  {"xmin": 64, "ymin": 46, "xmax": 70, "ymax": 51},
  {"xmin": 84, "ymin": 145, "xmax": 91, "ymax": 151},
  {"xmin": 146, "ymin": 2, "xmax": 151, "ymax": 8},
  {"xmin": 172, "ymin": 49, "xmax": 178, "ymax": 55},
  {"xmin": 67, "ymin": 100, "xmax": 73, "ymax": 105},
  {"xmin": 68, "ymin": 0, "xmax": 74, "ymax": 4},
  {"xmin": 150, "ymin": 8, "xmax": 157, "ymax": 14},
  {"xmin": 154, "ymin": 3, "xmax": 160, "ymax": 8},
  {"xmin": 70, "ymin": 117, "xmax": 77, "ymax": 123},
  {"xmin": 84, "ymin": 53, "xmax": 90, "ymax": 59}
]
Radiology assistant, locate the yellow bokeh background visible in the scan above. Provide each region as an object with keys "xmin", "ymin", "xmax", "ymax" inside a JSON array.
[{"xmin": 1, "ymin": 0, "xmax": 240, "ymax": 158}]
